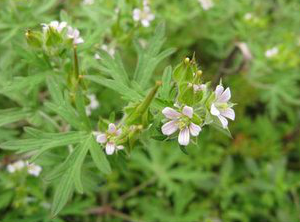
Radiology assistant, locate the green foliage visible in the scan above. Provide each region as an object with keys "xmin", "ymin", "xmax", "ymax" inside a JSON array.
[{"xmin": 0, "ymin": 0, "xmax": 299, "ymax": 222}]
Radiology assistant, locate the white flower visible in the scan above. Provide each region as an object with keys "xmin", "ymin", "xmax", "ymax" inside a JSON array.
[
  {"xmin": 7, "ymin": 160, "xmax": 25, "ymax": 173},
  {"xmin": 82, "ymin": 0, "xmax": 94, "ymax": 5},
  {"xmin": 198, "ymin": 0, "xmax": 214, "ymax": 10},
  {"xmin": 85, "ymin": 94, "xmax": 99, "ymax": 116},
  {"xmin": 94, "ymin": 53, "xmax": 101, "ymax": 60},
  {"xmin": 210, "ymin": 85, "xmax": 235, "ymax": 128},
  {"xmin": 96, "ymin": 123, "xmax": 124, "ymax": 155},
  {"xmin": 189, "ymin": 83, "xmax": 207, "ymax": 92},
  {"xmin": 41, "ymin": 21, "xmax": 67, "ymax": 33},
  {"xmin": 67, "ymin": 26, "xmax": 84, "ymax": 45},
  {"xmin": 133, "ymin": 5, "xmax": 155, "ymax": 27},
  {"xmin": 265, "ymin": 47, "xmax": 278, "ymax": 58},
  {"xmin": 27, "ymin": 162, "xmax": 42, "ymax": 177},
  {"xmin": 101, "ymin": 44, "xmax": 115, "ymax": 57},
  {"xmin": 244, "ymin": 13, "xmax": 253, "ymax": 21},
  {"xmin": 161, "ymin": 106, "xmax": 202, "ymax": 146}
]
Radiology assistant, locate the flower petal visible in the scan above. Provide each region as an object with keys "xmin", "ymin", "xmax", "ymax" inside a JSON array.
[
  {"xmin": 161, "ymin": 120, "xmax": 179, "ymax": 136},
  {"xmin": 178, "ymin": 127, "xmax": 190, "ymax": 146},
  {"xmin": 96, "ymin": 133, "xmax": 107, "ymax": 144},
  {"xmin": 117, "ymin": 145, "xmax": 124, "ymax": 150},
  {"xmin": 116, "ymin": 128, "xmax": 122, "ymax": 136},
  {"xmin": 210, "ymin": 103, "xmax": 220, "ymax": 116},
  {"xmin": 162, "ymin": 107, "xmax": 181, "ymax": 119},
  {"xmin": 218, "ymin": 115, "xmax": 228, "ymax": 128},
  {"xmin": 217, "ymin": 87, "xmax": 231, "ymax": 103},
  {"xmin": 215, "ymin": 85, "xmax": 224, "ymax": 98},
  {"xmin": 141, "ymin": 19, "xmax": 150, "ymax": 27},
  {"xmin": 182, "ymin": 106, "xmax": 193, "ymax": 118},
  {"xmin": 108, "ymin": 123, "xmax": 117, "ymax": 134},
  {"xmin": 220, "ymin": 108, "xmax": 235, "ymax": 120},
  {"xmin": 189, "ymin": 122, "xmax": 202, "ymax": 136},
  {"xmin": 133, "ymin": 9, "xmax": 141, "ymax": 21},
  {"xmin": 105, "ymin": 142, "xmax": 115, "ymax": 155}
]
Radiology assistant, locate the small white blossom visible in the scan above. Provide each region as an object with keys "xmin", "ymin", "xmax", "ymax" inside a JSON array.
[
  {"xmin": 41, "ymin": 21, "xmax": 67, "ymax": 33},
  {"xmin": 265, "ymin": 47, "xmax": 278, "ymax": 58},
  {"xmin": 198, "ymin": 0, "xmax": 214, "ymax": 10},
  {"xmin": 244, "ymin": 13, "xmax": 253, "ymax": 21},
  {"xmin": 210, "ymin": 85, "xmax": 235, "ymax": 128},
  {"xmin": 85, "ymin": 94, "xmax": 99, "ymax": 116},
  {"xmin": 161, "ymin": 106, "xmax": 202, "ymax": 146},
  {"xmin": 96, "ymin": 123, "xmax": 124, "ymax": 155},
  {"xmin": 82, "ymin": 0, "xmax": 94, "ymax": 5},
  {"xmin": 27, "ymin": 162, "xmax": 42, "ymax": 177},
  {"xmin": 101, "ymin": 44, "xmax": 115, "ymax": 57},
  {"xmin": 133, "ymin": 2, "xmax": 155, "ymax": 27},
  {"xmin": 94, "ymin": 53, "xmax": 101, "ymax": 60},
  {"xmin": 189, "ymin": 83, "xmax": 207, "ymax": 92},
  {"xmin": 67, "ymin": 26, "xmax": 84, "ymax": 45},
  {"xmin": 7, "ymin": 160, "xmax": 25, "ymax": 173}
]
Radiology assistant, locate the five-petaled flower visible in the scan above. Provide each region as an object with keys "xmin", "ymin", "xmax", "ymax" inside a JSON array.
[
  {"xmin": 210, "ymin": 85, "xmax": 235, "ymax": 128},
  {"xmin": 161, "ymin": 106, "xmax": 202, "ymax": 146},
  {"xmin": 27, "ymin": 162, "xmax": 42, "ymax": 177},
  {"xmin": 133, "ymin": 1, "xmax": 155, "ymax": 27},
  {"xmin": 41, "ymin": 21, "xmax": 67, "ymax": 33},
  {"xmin": 67, "ymin": 26, "xmax": 84, "ymax": 45},
  {"xmin": 96, "ymin": 123, "xmax": 124, "ymax": 155}
]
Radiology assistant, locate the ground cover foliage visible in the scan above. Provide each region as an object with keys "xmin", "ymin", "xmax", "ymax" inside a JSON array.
[{"xmin": 0, "ymin": 0, "xmax": 300, "ymax": 222}]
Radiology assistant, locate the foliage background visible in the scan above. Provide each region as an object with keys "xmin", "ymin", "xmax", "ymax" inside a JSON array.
[{"xmin": 0, "ymin": 0, "xmax": 300, "ymax": 222}]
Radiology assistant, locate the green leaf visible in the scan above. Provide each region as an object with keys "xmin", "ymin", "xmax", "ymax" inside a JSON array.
[
  {"xmin": 89, "ymin": 137, "xmax": 111, "ymax": 174},
  {"xmin": 0, "ymin": 108, "xmax": 31, "ymax": 127},
  {"xmin": 133, "ymin": 23, "xmax": 176, "ymax": 88},
  {"xmin": 51, "ymin": 135, "xmax": 92, "ymax": 216},
  {"xmin": 0, "ymin": 131, "xmax": 88, "ymax": 152},
  {"xmin": 51, "ymin": 168, "xmax": 75, "ymax": 217}
]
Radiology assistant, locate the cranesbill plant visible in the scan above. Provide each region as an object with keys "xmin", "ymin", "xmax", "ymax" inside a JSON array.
[{"xmin": 0, "ymin": 22, "xmax": 235, "ymax": 216}]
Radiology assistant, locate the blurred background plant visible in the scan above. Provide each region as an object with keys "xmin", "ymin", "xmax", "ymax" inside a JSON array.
[{"xmin": 0, "ymin": 0, "xmax": 300, "ymax": 222}]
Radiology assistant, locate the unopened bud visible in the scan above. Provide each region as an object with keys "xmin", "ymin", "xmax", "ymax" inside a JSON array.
[
  {"xmin": 184, "ymin": 57, "xmax": 190, "ymax": 64},
  {"xmin": 196, "ymin": 70, "xmax": 202, "ymax": 76},
  {"xmin": 25, "ymin": 30, "xmax": 43, "ymax": 48}
]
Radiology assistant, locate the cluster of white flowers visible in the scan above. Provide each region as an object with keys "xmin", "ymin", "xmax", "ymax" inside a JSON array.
[
  {"xmin": 95, "ymin": 44, "xmax": 116, "ymax": 60},
  {"xmin": 198, "ymin": 0, "xmax": 214, "ymax": 10},
  {"xmin": 82, "ymin": 0, "xmax": 94, "ymax": 5},
  {"xmin": 133, "ymin": 0, "xmax": 155, "ymax": 27},
  {"xmin": 95, "ymin": 123, "xmax": 124, "ymax": 155},
  {"xmin": 41, "ymin": 21, "xmax": 84, "ymax": 45},
  {"xmin": 85, "ymin": 94, "xmax": 100, "ymax": 116},
  {"xmin": 265, "ymin": 47, "xmax": 278, "ymax": 58},
  {"xmin": 161, "ymin": 84, "xmax": 235, "ymax": 146},
  {"xmin": 7, "ymin": 160, "xmax": 42, "ymax": 177}
]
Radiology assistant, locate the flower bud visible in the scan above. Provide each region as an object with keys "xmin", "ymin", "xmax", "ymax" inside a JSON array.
[{"xmin": 25, "ymin": 30, "xmax": 43, "ymax": 48}]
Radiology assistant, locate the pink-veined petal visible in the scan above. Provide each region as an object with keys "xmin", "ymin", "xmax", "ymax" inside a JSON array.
[
  {"xmin": 215, "ymin": 85, "xmax": 224, "ymax": 98},
  {"xmin": 189, "ymin": 122, "xmax": 202, "ymax": 136},
  {"xmin": 182, "ymin": 106, "xmax": 193, "ymax": 118},
  {"xmin": 178, "ymin": 127, "xmax": 190, "ymax": 146},
  {"xmin": 108, "ymin": 123, "xmax": 117, "ymax": 134},
  {"xmin": 141, "ymin": 19, "xmax": 150, "ymax": 27},
  {"xmin": 218, "ymin": 115, "xmax": 228, "ymax": 128},
  {"xmin": 220, "ymin": 108, "xmax": 235, "ymax": 120},
  {"xmin": 217, "ymin": 87, "xmax": 231, "ymax": 103},
  {"xmin": 210, "ymin": 103, "xmax": 220, "ymax": 116},
  {"xmin": 162, "ymin": 107, "xmax": 181, "ymax": 119},
  {"xmin": 116, "ymin": 128, "xmax": 122, "ymax": 136},
  {"xmin": 161, "ymin": 120, "xmax": 179, "ymax": 136},
  {"xmin": 96, "ymin": 133, "xmax": 107, "ymax": 144},
  {"xmin": 105, "ymin": 142, "xmax": 115, "ymax": 155},
  {"xmin": 133, "ymin": 9, "xmax": 141, "ymax": 21}
]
